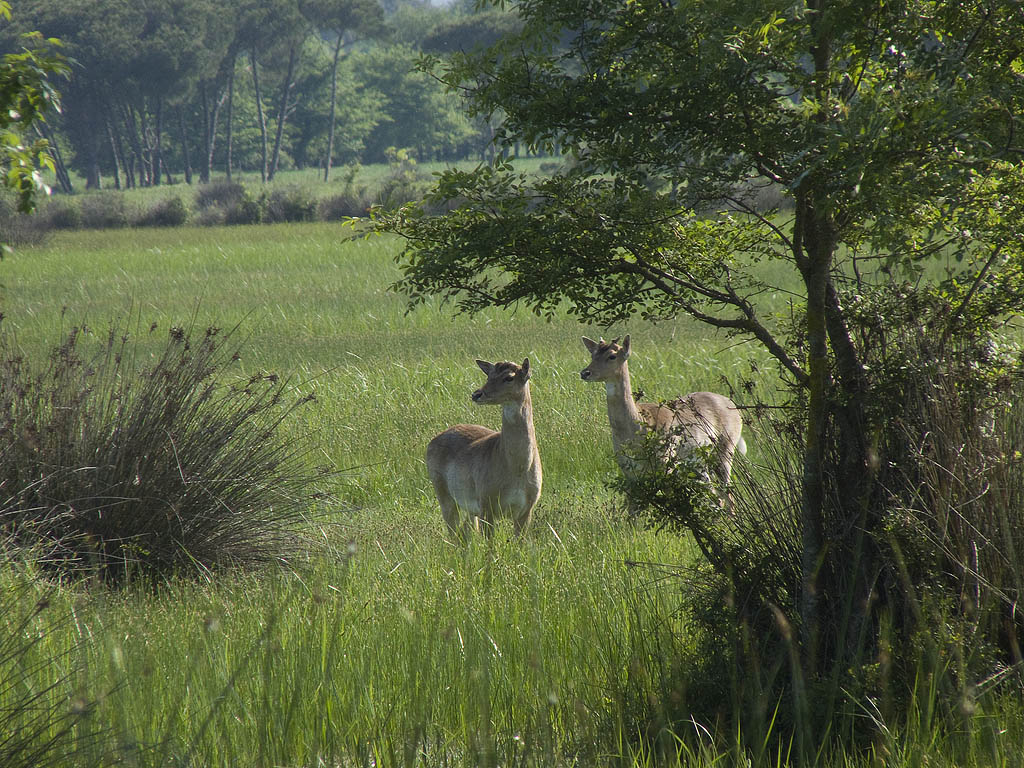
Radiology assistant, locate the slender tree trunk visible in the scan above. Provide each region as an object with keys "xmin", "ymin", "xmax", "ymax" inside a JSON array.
[
  {"xmin": 136, "ymin": 106, "xmax": 154, "ymax": 186},
  {"xmin": 324, "ymin": 35, "xmax": 344, "ymax": 182},
  {"xmin": 126, "ymin": 105, "xmax": 147, "ymax": 186},
  {"xmin": 102, "ymin": 117, "xmax": 122, "ymax": 190},
  {"xmin": 799, "ymin": 228, "xmax": 828, "ymax": 678},
  {"xmin": 85, "ymin": 136, "xmax": 102, "ymax": 189},
  {"xmin": 225, "ymin": 64, "xmax": 234, "ymax": 181},
  {"xmin": 153, "ymin": 97, "xmax": 164, "ymax": 187},
  {"xmin": 35, "ymin": 123, "xmax": 73, "ymax": 193},
  {"xmin": 251, "ymin": 49, "xmax": 268, "ymax": 184},
  {"xmin": 178, "ymin": 106, "xmax": 193, "ymax": 185},
  {"xmin": 200, "ymin": 81, "xmax": 212, "ymax": 183},
  {"xmin": 269, "ymin": 42, "xmax": 298, "ymax": 182},
  {"xmin": 108, "ymin": 111, "xmax": 133, "ymax": 188},
  {"xmin": 201, "ymin": 76, "xmax": 228, "ymax": 184}
]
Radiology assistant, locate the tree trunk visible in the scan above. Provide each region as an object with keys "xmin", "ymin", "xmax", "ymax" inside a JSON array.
[
  {"xmin": 35, "ymin": 123, "xmax": 73, "ymax": 193},
  {"xmin": 137, "ymin": 106, "xmax": 153, "ymax": 186},
  {"xmin": 153, "ymin": 97, "xmax": 164, "ymax": 187},
  {"xmin": 200, "ymin": 81, "xmax": 212, "ymax": 183},
  {"xmin": 125, "ymin": 105, "xmax": 147, "ymax": 186},
  {"xmin": 251, "ymin": 49, "xmax": 268, "ymax": 184},
  {"xmin": 178, "ymin": 106, "xmax": 193, "ymax": 185},
  {"xmin": 324, "ymin": 35, "xmax": 343, "ymax": 182},
  {"xmin": 269, "ymin": 42, "xmax": 298, "ymax": 182},
  {"xmin": 85, "ymin": 136, "xmax": 102, "ymax": 190},
  {"xmin": 797, "ymin": 201, "xmax": 829, "ymax": 680},
  {"xmin": 201, "ymin": 76, "xmax": 228, "ymax": 184},
  {"xmin": 225, "ymin": 64, "xmax": 234, "ymax": 181},
  {"xmin": 109, "ymin": 112, "xmax": 133, "ymax": 188},
  {"xmin": 103, "ymin": 117, "xmax": 122, "ymax": 190}
]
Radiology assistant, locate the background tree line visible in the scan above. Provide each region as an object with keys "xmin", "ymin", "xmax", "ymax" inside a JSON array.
[{"xmin": 1, "ymin": 0, "xmax": 518, "ymax": 192}]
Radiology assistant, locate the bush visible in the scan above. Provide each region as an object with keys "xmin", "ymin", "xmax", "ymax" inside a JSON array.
[
  {"xmin": 622, "ymin": 284, "xmax": 1024, "ymax": 754},
  {"xmin": 0, "ymin": 319, "xmax": 326, "ymax": 584},
  {"xmin": 135, "ymin": 196, "xmax": 189, "ymax": 227},
  {"xmin": 195, "ymin": 180, "xmax": 247, "ymax": 211},
  {"xmin": 223, "ymin": 191, "xmax": 264, "ymax": 225},
  {"xmin": 375, "ymin": 147, "xmax": 429, "ymax": 211},
  {"xmin": 79, "ymin": 192, "xmax": 129, "ymax": 229},
  {"xmin": 264, "ymin": 185, "xmax": 317, "ymax": 223},
  {"xmin": 0, "ymin": 195, "xmax": 47, "ymax": 247},
  {"xmin": 318, "ymin": 192, "xmax": 372, "ymax": 220},
  {"xmin": 194, "ymin": 205, "xmax": 227, "ymax": 227},
  {"xmin": 41, "ymin": 197, "xmax": 82, "ymax": 230}
]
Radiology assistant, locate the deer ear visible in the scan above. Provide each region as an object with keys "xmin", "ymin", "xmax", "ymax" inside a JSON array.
[
  {"xmin": 581, "ymin": 336, "xmax": 598, "ymax": 354},
  {"xmin": 521, "ymin": 358, "xmax": 531, "ymax": 379},
  {"xmin": 476, "ymin": 360, "xmax": 494, "ymax": 375},
  {"xmin": 621, "ymin": 335, "xmax": 631, "ymax": 357}
]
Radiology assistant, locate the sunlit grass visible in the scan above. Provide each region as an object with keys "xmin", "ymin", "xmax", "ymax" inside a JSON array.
[{"xmin": 4, "ymin": 223, "xmax": 1019, "ymax": 766}]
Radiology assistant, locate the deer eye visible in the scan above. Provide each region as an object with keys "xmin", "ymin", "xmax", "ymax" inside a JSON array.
[
  {"xmin": 607, "ymin": 354, "xmax": 617, "ymax": 360},
  {"xmin": 504, "ymin": 375, "xmax": 515, "ymax": 382}
]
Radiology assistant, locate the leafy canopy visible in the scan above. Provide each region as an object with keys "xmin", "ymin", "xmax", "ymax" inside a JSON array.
[
  {"xmin": 373, "ymin": 0, "xmax": 1024, "ymax": 391},
  {"xmin": 0, "ymin": 1, "xmax": 67, "ymax": 223}
]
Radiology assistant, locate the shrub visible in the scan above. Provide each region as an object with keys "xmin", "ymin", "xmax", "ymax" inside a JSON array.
[
  {"xmin": 264, "ymin": 185, "xmax": 317, "ymax": 223},
  {"xmin": 79, "ymin": 192, "xmax": 129, "ymax": 229},
  {"xmin": 135, "ymin": 196, "xmax": 189, "ymax": 228},
  {"xmin": 195, "ymin": 180, "xmax": 247, "ymax": 211},
  {"xmin": 41, "ymin": 197, "xmax": 82, "ymax": 230},
  {"xmin": 622, "ymin": 284, "xmax": 1024, "ymax": 754},
  {"xmin": 0, "ymin": 194, "xmax": 47, "ymax": 247},
  {"xmin": 0, "ymin": 319, "xmax": 327, "ymax": 584},
  {"xmin": 223, "ymin": 191, "xmax": 264, "ymax": 225},
  {"xmin": 318, "ymin": 192, "xmax": 371, "ymax": 220},
  {"xmin": 194, "ymin": 205, "xmax": 227, "ymax": 227},
  {"xmin": 375, "ymin": 147, "xmax": 428, "ymax": 211}
]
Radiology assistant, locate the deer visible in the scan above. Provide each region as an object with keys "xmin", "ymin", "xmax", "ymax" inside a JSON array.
[
  {"xmin": 580, "ymin": 335, "xmax": 746, "ymax": 509},
  {"xmin": 426, "ymin": 358, "xmax": 542, "ymax": 537}
]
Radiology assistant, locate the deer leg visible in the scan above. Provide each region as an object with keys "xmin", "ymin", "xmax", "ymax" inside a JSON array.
[{"xmin": 431, "ymin": 477, "xmax": 463, "ymax": 535}]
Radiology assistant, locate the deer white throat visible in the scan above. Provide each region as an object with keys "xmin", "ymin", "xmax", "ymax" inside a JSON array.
[
  {"xmin": 604, "ymin": 371, "xmax": 643, "ymax": 451},
  {"xmin": 501, "ymin": 397, "xmax": 537, "ymax": 471}
]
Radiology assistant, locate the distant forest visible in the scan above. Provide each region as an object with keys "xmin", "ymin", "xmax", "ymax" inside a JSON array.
[{"xmin": 2, "ymin": 0, "xmax": 521, "ymax": 191}]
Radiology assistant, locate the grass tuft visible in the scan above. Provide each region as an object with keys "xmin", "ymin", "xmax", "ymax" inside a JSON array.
[{"xmin": 0, "ymin": 317, "xmax": 327, "ymax": 584}]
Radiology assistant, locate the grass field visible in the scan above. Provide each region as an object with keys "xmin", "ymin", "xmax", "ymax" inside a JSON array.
[
  {"xmin": 0, "ymin": 223, "xmax": 777, "ymax": 767},
  {"xmin": 3, "ymin": 223, "xmax": 1019, "ymax": 767}
]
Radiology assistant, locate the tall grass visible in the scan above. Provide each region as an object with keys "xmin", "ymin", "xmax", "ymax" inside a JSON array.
[
  {"xmin": 0, "ymin": 317, "xmax": 325, "ymax": 583},
  {"xmin": 1, "ymin": 225, "xmax": 1020, "ymax": 766}
]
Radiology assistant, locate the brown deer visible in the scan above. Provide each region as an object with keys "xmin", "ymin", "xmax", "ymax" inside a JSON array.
[
  {"xmin": 580, "ymin": 335, "xmax": 746, "ymax": 505},
  {"xmin": 426, "ymin": 359, "xmax": 542, "ymax": 536}
]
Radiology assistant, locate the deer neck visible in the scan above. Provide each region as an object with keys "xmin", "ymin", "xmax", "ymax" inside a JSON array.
[
  {"xmin": 605, "ymin": 365, "xmax": 643, "ymax": 452},
  {"xmin": 499, "ymin": 388, "xmax": 538, "ymax": 471}
]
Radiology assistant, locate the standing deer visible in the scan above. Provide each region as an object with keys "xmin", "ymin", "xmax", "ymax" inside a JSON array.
[
  {"xmin": 580, "ymin": 335, "xmax": 746, "ymax": 506},
  {"xmin": 426, "ymin": 358, "xmax": 542, "ymax": 536}
]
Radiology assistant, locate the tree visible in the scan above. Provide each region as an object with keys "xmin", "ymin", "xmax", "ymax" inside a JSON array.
[
  {"xmin": 0, "ymin": 1, "xmax": 67, "ymax": 233},
  {"xmin": 300, "ymin": 0, "xmax": 386, "ymax": 181},
  {"xmin": 352, "ymin": 43, "xmax": 475, "ymax": 162},
  {"xmin": 371, "ymin": 0, "xmax": 1024, "ymax": 740}
]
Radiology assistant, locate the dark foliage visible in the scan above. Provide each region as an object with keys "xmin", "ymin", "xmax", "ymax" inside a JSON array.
[
  {"xmin": 135, "ymin": 196, "xmax": 189, "ymax": 228},
  {"xmin": 78, "ymin": 192, "xmax": 129, "ymax": 230},
  {"xmin": 195, "ymin": 181, "xmax": 247, "ymax": 211},
  {"xmin": 264, "ymin": 185, "xmax": 318, "ymax": 224},
  {"xmin": 319, "ymin": 192, "xmax": 371, "ymax": 221},
  {"xmin": 0, "ymin": 193, "xmax": 47, "ymax": 247},
  {"xmin": 222, "ymin": 192, "xmax": 264, "ymax": 225},
  {"xmin": 0, "ymin": 319, "xmax": 326, "ymax": 584},
  {"xmin": 41, "ymin": 197, "xmax": 82, "ymax": 230},
  {"xmin": 619, "ymin": 287, "xmax": 1024, "ymax": 753}
]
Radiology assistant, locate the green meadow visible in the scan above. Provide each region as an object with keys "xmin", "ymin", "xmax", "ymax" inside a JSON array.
[
  {"xmin": 0, "ymin": 223, "xmax": 769, "ymax": 766},
  {"xmin": 3, "ymin": 224, "xmax": 1019, "ymax": 766}
]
